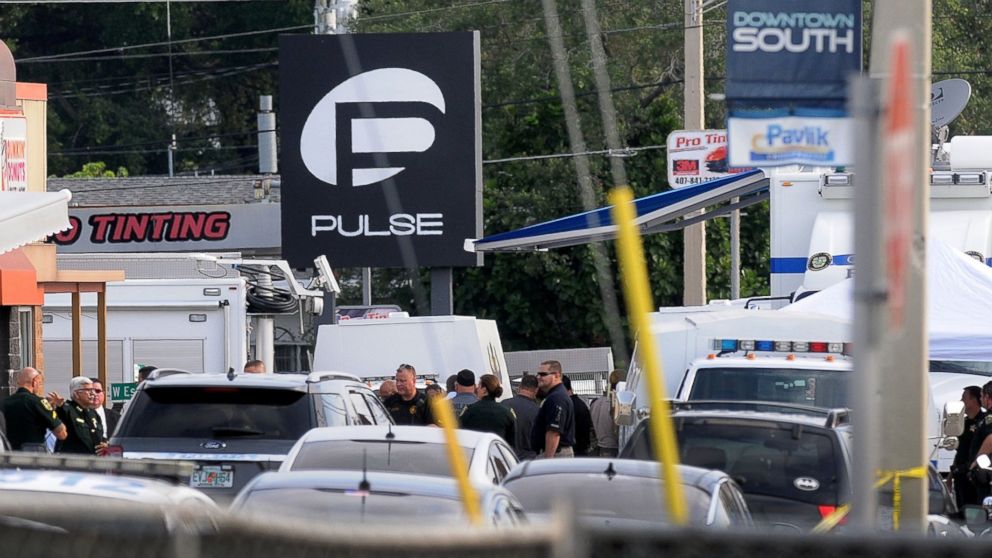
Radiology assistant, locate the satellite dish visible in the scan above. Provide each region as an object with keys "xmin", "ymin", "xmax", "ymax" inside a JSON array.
[{"xmin": 931, "ymin": 79, "xmax": 971, "ymax": 128}]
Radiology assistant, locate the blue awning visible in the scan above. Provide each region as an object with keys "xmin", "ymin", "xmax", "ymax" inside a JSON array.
[{"xmin": 467, "ymin": 170, "xmax": 769, "ymax": 253}]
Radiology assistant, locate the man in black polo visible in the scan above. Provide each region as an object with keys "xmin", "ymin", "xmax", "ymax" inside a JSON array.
[
  {"xmin": 2, "ymin": 367, "xmax": 67, "ymax": 451},
  {"xmin": 531, "ymin": 360, "xmax": 575, "ymax": 458},
  {"xmin": 384, "ymin": 364, "xmax": 435, "ymax": 426}
]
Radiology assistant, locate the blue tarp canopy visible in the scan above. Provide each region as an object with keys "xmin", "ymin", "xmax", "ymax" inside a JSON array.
[{"xmin": 468, "ymin": 170, "xmax": 770, "ymax": 253}]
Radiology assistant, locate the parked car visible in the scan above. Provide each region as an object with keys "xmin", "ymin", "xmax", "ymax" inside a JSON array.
[
  {"xmin": 0, "ymin": 452, "xmax": 219, "ymax": 535},
  {"xmin": 231, "ymin": 470, "xmax": 527, "ymax": 527},
  {"xmin": 279, "ymin": 425, "xmax": 519, "ymax": 485},
  {"xmin": 501, "ymin": 458, "xmax": 752, "ymax": 529},
  {"xmin": 110, "ymin": 371, "xmax": 391, "ymax": 502},
  {"xmin": 620, "ymin": 401, "xmax": 853, "ymax": 531}
]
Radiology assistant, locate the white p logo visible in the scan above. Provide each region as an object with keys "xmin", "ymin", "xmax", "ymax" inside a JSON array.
[{"xmin": 300, "ymin": 68, "xmax": 446, "ymax": 187}]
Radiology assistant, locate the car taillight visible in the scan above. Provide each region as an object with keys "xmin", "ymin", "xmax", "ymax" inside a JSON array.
[
  {"xmin": 103, "ymin": 445, "xmax": 124, "ymax": 457},
  {"xmin": 817, "ymin": 505, "xmax": 847, "ymax": 525}
]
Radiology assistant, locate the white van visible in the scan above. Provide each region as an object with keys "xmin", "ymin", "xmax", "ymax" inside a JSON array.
[{"xmin": 312, "ymin": 314, "xmax": 513, "ymax": 400}]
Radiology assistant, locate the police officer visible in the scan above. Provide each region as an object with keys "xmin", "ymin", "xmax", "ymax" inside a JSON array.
[
  {"xmin": 460, "ymin": 374, "xmax": 515, "ymax": 443},
  {"xmin": 531, "ymin": 360, "xmax": 575, "ymax": 458},
  {"xmin": 952, "ymin": 386, "xmax": 986, "ymax": 509},
  {"xmin": 53, "ymin": 377, "xmax": 105, "ymax": 455},
  {"xmin": 969, "ymin": 381, "xmax": 992, "ymax": 500},
  {"xmin": 2, "ymin": 367, "xmax": 67, "ymax": 451},
  {"xmin": 383, "ymin": 364, "xmax": 435, "ymax": 426}
]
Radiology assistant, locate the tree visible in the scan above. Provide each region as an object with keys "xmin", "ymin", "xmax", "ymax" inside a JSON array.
[{"xmin": 63, "ymin": 161, "xmax": 128, "ymax": 178}]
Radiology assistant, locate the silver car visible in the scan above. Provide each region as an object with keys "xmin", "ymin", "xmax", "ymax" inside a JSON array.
[
  {"xmin": 231, "ymin": 470, "xmax": 527, "ymax": 527},
  {"xmin": 501, "ymin": 458, "xmax": 753, "ymax": 529},
  {"xmin": 279, "ymin": 425, "xmax": 519, "ymax": 485}
]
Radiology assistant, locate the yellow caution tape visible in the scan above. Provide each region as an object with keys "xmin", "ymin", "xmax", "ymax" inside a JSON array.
[
  {"xmin": 430, "ymin": 396, "xmax": 482, "ymax": 526},
  {"xmin": 811, "ymin": 466, "xmax": 927, "ymax": 533},
  {"xmin": 609, "ymin": 186, "xmax": 688, "ymax": 526}
]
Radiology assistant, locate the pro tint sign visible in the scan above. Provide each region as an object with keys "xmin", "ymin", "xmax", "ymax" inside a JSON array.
[
  {"xmin": 52, "ymin": 204, "xmax": 281, "ymax": 253},
  {"xmin": 279, "ymin": 33, "xmax": 482, "ymax": 268}
]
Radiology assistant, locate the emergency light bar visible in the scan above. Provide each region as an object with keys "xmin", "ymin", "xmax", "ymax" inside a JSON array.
[
  {"xmin": 0, "ymin": 453, "xmax": 195, "ymax": 484},
  {"xmin": 713, "ymin": 339, "xmax": 845, "ymax": 355}
]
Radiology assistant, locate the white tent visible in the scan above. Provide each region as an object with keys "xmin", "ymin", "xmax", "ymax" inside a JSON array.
[{"xmin": 783, "ymin": 238, "xmax": 992, "ymax": 361}]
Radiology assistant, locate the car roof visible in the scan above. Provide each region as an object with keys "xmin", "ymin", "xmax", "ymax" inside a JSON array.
[
  {"xmin": 242, "ymin": 470, "xmax": 489, "ymax": 500},
  {"xmin": 0, "ymin": 468, "xmax": 214, "ymax": 506},
  {"xmin": 502, "ymin": 458, "xmax": 725, "ymax": 492},
  {"xmin": 141, "ymin": 372, "xmax": 367, "ymax": 390},
  {"xmin": 297, "ymin": 425, "xmax": 503, "ymax": 448}
]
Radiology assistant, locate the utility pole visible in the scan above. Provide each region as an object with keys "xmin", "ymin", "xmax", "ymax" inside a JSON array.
[
  {"xmin": 313, "ymin": 0, "xmax": 361, "ymax": 322},
  {"xmin": 683, "ymin": 0, "xmax": 706, "ymax": 305},
  {"xmin": 867, "ymin": 0, "xmax": 932, "ymax": 532},
  {"xmin": 541, "ymin": 0, "xmax": 630, "ymax": 364},
  {"xmin": 577, "ymin": 0, "xmax": 630, "ymax": 367}
]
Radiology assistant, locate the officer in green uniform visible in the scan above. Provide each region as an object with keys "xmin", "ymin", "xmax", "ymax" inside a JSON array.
[
  {"xmin": 459, "ymin": 374, "xmax": 515, "ymax": 444},
  {"xmin": 383, "ymin": 364, "xmax": 435, "ymax": 426},
  {"xmin": 54, "ymin": 377, "xmax": 105, "ymax": 454},
  {"xmin": 1, "ymin": 367, "xmax": 67, "ymax": 450},
  {"xmin": 969, "ymin": 382, "xmax": 992, "ymax": 500}
]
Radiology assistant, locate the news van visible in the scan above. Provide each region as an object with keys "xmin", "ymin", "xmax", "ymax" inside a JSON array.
[{"xmin": 312, "ymin": 314, "xmax": 514, "ymax": 400}]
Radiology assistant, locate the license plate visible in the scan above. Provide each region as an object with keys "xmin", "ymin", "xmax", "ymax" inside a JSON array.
[{"xmin": 190, "ymin": 466, "xmax": 234, "ymax": 489}]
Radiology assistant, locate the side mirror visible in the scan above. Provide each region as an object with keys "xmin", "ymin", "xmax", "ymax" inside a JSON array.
[
  {"xmin": 943, "ymin": 401, "xmax": 966, "ymax": 438},
  {"xmin": 614, "ymin": 390, "xmax": 636, "ymax": 426}
]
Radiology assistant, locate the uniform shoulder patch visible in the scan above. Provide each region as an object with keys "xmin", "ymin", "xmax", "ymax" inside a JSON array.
[
  {"xmin": 40, "ymin": 399, "xmax": 53, "ymax": 411},
  {"xmin": 985, "ymin": 415, "xmax": 992, "ymax": 426}
]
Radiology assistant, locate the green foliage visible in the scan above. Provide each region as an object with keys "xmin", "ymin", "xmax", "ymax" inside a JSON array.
[
  {"xmin": 63, "ymin": 161, "xmax": 129, "ymax": 178},
  {"xmin": 11, "ymin": 1, "xmax": 988, "ymax": 359}
]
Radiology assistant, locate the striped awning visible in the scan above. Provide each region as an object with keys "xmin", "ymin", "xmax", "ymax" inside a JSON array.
[{"xmin": 0, "ymin": 189, "xmax": 72, "ymax": 255}]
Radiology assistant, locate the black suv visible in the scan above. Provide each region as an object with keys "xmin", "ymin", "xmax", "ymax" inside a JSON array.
[
  {"xmin": 110, "ymin": 371, "xmax": 392, "ymax": 502},
  {"xmin": 620, "ymin": 401, "xmax": 853, "ymax": 531}
]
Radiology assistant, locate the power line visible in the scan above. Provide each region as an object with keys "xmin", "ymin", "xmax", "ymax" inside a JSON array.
[
  {"xmin": 51, "ymin": 61, "xmax": 277, "ymax": 99},
  {"xmin": 24, "ymin": 47, "xmax": 279, "ymax": 64},
  {"xmin": 483, "ymin": 144, "xmax": 666, "ymax": 165},
  {"xmin": 17, "ymin": 24, "xmax": 309, "ymax": 62}
]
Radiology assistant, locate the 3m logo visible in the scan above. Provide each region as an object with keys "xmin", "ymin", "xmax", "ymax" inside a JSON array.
[
  {"xmin": 673, "ymin": 159, "xmax": 699, "ymax": 175},
  {"xmin": 300, "ymin": 68, "xmax": 446, "ymax": 187}
]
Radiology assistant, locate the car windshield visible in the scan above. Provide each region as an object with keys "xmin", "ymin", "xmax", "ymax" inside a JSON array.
[
  {"xmin": 289, "ymin": 440, "xmax": 474, "ymax": 477},
  {"xmin": 688, "ymin": 367, "xmax": 848, "ymax": 408},
  {"xmin": 626, "ymin": 419, "xmax": 844, "ymax": 506},
  {"xmin": 502, "ymin": 473, "xmax": 711, "ymax": 525},
  {"xmin": 118, "ymin": 387, "xmax": 314, "ymax": 440},
  {"xmin": 238, "ymin": 487, "xmax": 463, "ymax": 522}
]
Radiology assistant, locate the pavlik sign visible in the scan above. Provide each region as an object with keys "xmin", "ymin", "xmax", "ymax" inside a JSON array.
[
  {"xmin": 725, "ymin": 0, "xmax": 861, "ymax": 168},
  {"xmin": 279, "ymin": 33, "xmax": 483, "ymax": 268}
]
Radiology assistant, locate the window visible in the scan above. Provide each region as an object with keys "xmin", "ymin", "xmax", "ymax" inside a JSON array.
[
  {"xmin": 488, "ymin": 446, "xmax": 510, "ymax": 482},
  {"xmin": 118, "ymin": 387, "xmax": 314, "ymax": 440},
  {"xmin": 689, "ymin": 367, "xmax": 848, "ymax": 408},
  {"xmin": 320, "ymin": 393, "xmax": 348, "ymax": 427},
  {"xmin": 348, "ymin": 391, "xmax": 375, "ymax": 425},
  {"xmin": 362, "ymin": 392, "xmax": 391, "ymax": 425},
  {"xmin": 290, "ymin": 440, "xmax": 473, "ymax": 477}
]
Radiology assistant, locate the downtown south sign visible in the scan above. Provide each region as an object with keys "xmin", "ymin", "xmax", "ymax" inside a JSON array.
[
  {"xmin": 279, "ymin": 32, "xmax": 482, "ymax": 268},
  {"xmin": 725, "ymin": 0, "xmax": 861, "ymax": 167}
]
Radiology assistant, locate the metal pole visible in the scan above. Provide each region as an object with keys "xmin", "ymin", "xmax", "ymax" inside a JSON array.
[
  {"xmin": 683, "ymin": 0, "xmax": 706, "ymax": 305},
  {"xmin": 850, "ymin": 74, "xmax": 882, "ymax": 531},
  {"xmin": 256, "ymin": 316, "xmax": 274, "ymax": 373},
  {"xmin": 362, "ymin": 267, "xmax": 372, "ymax": 306},
  {"xmin": 431, "ymin": 268, "xmax": 453, "ymax": 316},
  {"xmin": 869, "ymin": 0, "xmax": 931, "ymax": 532},
  {"xmin": 730, "ymin": 198, "xmax": 740, "ymax": 299}
]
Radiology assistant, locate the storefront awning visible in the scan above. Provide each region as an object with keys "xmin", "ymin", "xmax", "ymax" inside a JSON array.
[
  {"xmin": 467, "ymin": 170, "xmax": 769, "ymax": 253},
  {"xmin": 0, "ymin": 189, "xmax": 72, "ymax": 255}
]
